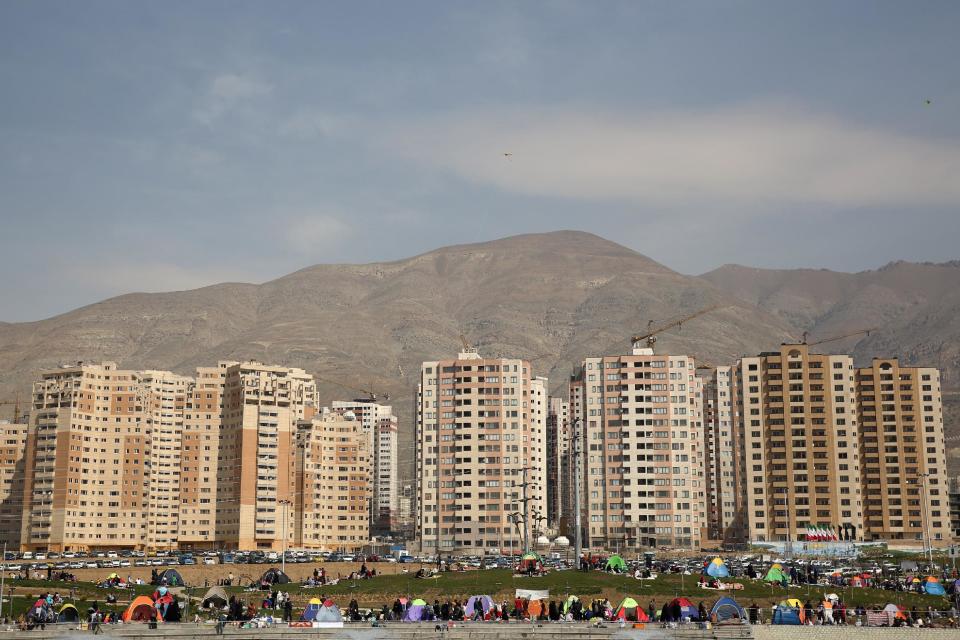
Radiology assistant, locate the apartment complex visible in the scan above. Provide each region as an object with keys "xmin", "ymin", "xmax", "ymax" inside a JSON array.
[
  {"xmin": 178, "ymin": 364, "xmax": 227, "ymax": 548},
  {"xmin": 14, "ymin": 360, "xmax": 375, "ymax": 552},
  {"xmin": 331, "ymin": 400, "xmax": 399, "ymax": 535},
  {"xmin": 569, "ymin": 347, "xmax": 707, "ymax": 550},
  {"xmin": 700, "ymin": 366, "xmax": 746, "ymax": 543},
  {"xmin": 545, "ymin": 397, "xmax": 569, "ymax": 529},
  {"xmin": 295, "ymin": 410, "xmax": 370, "ymax": 550},
  {"xmin": 736, "ymin": 345, "xmax": 864, "ymax": 543},
  {"xmin": 415, "ymin": 350, "xmax": 547, "ymax": 554},
  {"xmin": 855, "ymin": 359, "xmax": 950, "ymax": 544},
  {"xmin": 0, "ymin": 420, "xmax": 28, "ymax": 548},
  {"xmin": 214, "ymin": 362, "xmax": 316, "ymax": 551}
]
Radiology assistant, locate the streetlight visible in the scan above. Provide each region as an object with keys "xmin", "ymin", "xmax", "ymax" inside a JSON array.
[
  {"xmin": 912, "ymin": 473, "xmax": 934, "ymax": 567},
  {"xmin": 279, "ymin": 499, "xmax": 292, "ymax": 576}
]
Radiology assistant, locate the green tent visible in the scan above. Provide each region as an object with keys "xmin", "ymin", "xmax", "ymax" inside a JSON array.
[
  {"xmin": 764, "ymin": 565, "xmax": 788, "ymax": 584},
  {"xmin": 411, "ymin": 599, "xmax": 427, "ymax": 606},
  {"xmin": 605, "ymin": 555, "xmax": 628, "ymax": 572},
  {"xmin": 562, "ymin": 595, "xmax": 580, "ymax": 614}
]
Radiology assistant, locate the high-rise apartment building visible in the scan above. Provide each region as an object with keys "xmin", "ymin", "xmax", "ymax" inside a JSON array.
[
  {"xmin": 856, "ymin": 359, "xmax": 950, "ymax": 544},
  {"xmin": 215, "ymin": 362, "xmax": 316, "ymax": 551},
  {"xmin": 178, "ymin": 364, "xmax": 228, "ymax": 549},
  {"xmin": 736, "ymin": 345, "xmax": 864, "ymax": 543},
  {"xmin": 0, "ymin": 419, "xmax": 28, "ymax": 548},
  {"xmin": 21, "ymin": 362, "xmax": 151, "ymax": 551},
  {"xmin": 141, "ymin": 371, "xmax": 191, "ymax": 550},
  {"xmin": 295, "ymin": 410, "xmax": 370, "ymax": 550},
  {"xmin": 570, "ymin": 347, "xmax": 706, "ymax": 550},
  {"xmin": 416, "ymin": 350, "xmax": 546, "ymax": 554},
  {"xmin": 331, "ymin": 400, "xmax": 398, "ymax": 535},
  {"xmin": 700, "ymin": 366, "xmax": 746, "ymax": 542},
  {"xmin": 546, "ymin": 397, "xmax": 569, "ymax": 528}
]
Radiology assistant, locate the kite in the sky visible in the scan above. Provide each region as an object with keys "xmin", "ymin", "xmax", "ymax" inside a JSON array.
[
  {"xmin": 924, "ymin": 99, "xmax": 932, "ymax": 105},
  {"xmin": 502, "ymin": 152, "xmax": 513, "ymax": 159}
]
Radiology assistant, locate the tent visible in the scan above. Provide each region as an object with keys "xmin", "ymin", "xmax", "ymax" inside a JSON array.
[
  {"xmin": 152, "ymin": 568, "xmax": 185, "ymax": 586},
  {"xmin": 710, "ymin": 597, "xmax": 745, "ymax": 623},
  {"xmin": 527, "ymin": 599, "xmax": 544, "ymax": 618},
  {"xmin": 704, "ymin": 557, "xmax": 730, "ymax": 578},
  {"xmin": 317, "ymin": 602, "xmax": 343, "ymax": 623},
  {"xmin": 404, "ymin": 599, "xmax": 429, "ymax": 621},
  {"xmin": 764, "ymin": 564, "xmax": 788, "ymax": 584},
  {"xmin": 56, "ymin": 603, "xmax": 80, "ymax": 623},
  {"xmin": 850, "ymin": 576, "xmax": 864, "ymax": 588},
  {"xmin": 924, "ymin": 576, "xmax": 946, "ymax": 596},
  {"xmin": 302, "ymin": 598, "xmax": 344, "ymax": 624},
  {"xmin": 605, "ymin": 555, "xmax": 628, "ymax": 573},
  {"xmin": 615, "ymin": 597, "xmax": 649, "ymax": 622},
  {"xmin": 562, "ymin": 595, "xmax": 580, "ymax": 615},
  {"xmin": 201, "ymin": 586, "xmax": 228, "ymax": 609},
  {"xmin": 259, "ymin": 568, "xmax": 290, "ymax": 585},
  {"xmin": 465, "ymin": 595, "xmax": 494, "ymax": 618},
  {"xmin": 301, "ymin": 599, "xmax": 323, "ymax": 621},
  {"xmin": 123, "ymin": 595, "xmax": 162, "ymax": 623},
  {"xmin": 517, "ymin": 552, "xmax": 544, "ymax": 573},
  {"xmin": 772, "ymin": 599, "xmax": 804, "ymax": 625},
  {"xmin": 668, "ymin": 597, "xmax": 699, "ymax": 621}
]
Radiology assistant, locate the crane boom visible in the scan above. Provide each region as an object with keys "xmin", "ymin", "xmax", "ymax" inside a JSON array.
[
  {"xmin": 0, "ymin": 395, "xmax": 22, "ymax": 423},
  {"xmin": 806, "ymin": 327, "xmax": 878, "ymax": 347},
  {"xmin": 631, "ymin": 304, "xmax": 724, "ymax": 348}
]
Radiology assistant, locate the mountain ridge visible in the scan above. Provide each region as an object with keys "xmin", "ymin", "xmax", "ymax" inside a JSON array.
[{"xmin": 1, "ymin": 230, "xmax": 957, "ymax": 475}]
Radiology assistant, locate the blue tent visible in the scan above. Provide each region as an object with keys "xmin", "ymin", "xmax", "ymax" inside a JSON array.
[
  {"xmin": 772, "ymin": 599, "xmax": 804, "ymax": 625},
  {"xmin": 704, "ymin": 557, "xmax": 730, "ymax": 578},
  {"xmin": 923, "ymin": 578, "xmax": 946, "ymax": 596},
  {"xmin": 710, "ymin": 597, "xmax": 745, "ymax": 623}
]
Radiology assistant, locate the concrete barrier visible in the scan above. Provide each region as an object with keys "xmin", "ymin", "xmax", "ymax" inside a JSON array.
[
  {"xmin": 0, "ymin": 621, "xmax": 755, "ymax": 639},
  {"xmin": 753, "ymin": 627, "xmax": 958, "ymax": 640}
]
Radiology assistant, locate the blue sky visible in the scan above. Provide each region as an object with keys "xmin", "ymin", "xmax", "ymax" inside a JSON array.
[{"xmin": 1, "ymin": 1, "xmax": 959, "ymax": 321}]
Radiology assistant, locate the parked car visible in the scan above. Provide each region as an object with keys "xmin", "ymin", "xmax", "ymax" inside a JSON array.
[{"xmin": 203, "ymin": 557, "xmax": 217, "ymax": 565}]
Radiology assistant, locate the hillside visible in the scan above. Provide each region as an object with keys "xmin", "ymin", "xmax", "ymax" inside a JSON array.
[
  {"xmin": 702, "ymin": 260, "xmax": 960, "ymax": 472},
  {"xmin": 1, "ymin": 231, "xmax": 956, "ymax": 476}
]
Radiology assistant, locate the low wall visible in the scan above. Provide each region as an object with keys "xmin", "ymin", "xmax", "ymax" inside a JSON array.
[{"xmin": 754, "ymin": 627, "xmax": 958, "ymax": 640}]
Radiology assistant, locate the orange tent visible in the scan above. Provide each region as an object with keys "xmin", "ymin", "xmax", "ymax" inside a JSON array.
[
  {"xmin": 527, "ymin": 600, "xmax": 544, "ymax": 618},
  {"xmin": 122, "ymin": 595, "xmax": 161, "ymax": 623}
]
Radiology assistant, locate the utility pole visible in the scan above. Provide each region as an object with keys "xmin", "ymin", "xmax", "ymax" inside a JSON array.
[
  {"xmin": 279, "ymin": 499, "xmax": 292, "ymax": 575},
  {"xmin": 0, "ymin": 542, "xmax": 6, "ymax": 620},
  {"xmin": 573, "ymin": 419, "xmax": 583, "ymax": 570},
  {"xmin": 520, "ymin": 466, "xmax": 536, "ymax": 553},
  {"xmin": 782, "ymin": 487, "xmax": 793, "ymax": 560},
  {"xmin": 916, "ymin": 473, "xmax": 934, "ymax": 567}
]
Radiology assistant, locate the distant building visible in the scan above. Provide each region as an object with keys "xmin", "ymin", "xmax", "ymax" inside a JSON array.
[
  {"xmin": 856, "ymin": 359, "xmax": 950, "ymax": 544},
  {"xmin": 701, "ymin": 366, "xmax": 746, "ymax": 543},
  {"xmin": 416, "ymin": 349, "xmax": 546, "ymax": 554},
  {"xmin": 331, "ymin": 400, "xmax": 398, "ymax": 535},
  {"xmin": 949, "ymin": 477, "xmax": 960, "ymax": 541},
  {"xmin": 546, "ymin": 397, "xmax": 569, "ymax": 529},
  {"xmin": 736, "ymin": 346, "xmax": 863, "ymax": 544},
  {"xmin": 0, "ymin": 420, "xmax": 27, "ymax": 549},
  {"xmin": 295, "ymin": 410, "xmax": 370, "ymax": 550},
  {"xmin": 569, "ymin": 346, "xmax": 707, "ymax": 551}
]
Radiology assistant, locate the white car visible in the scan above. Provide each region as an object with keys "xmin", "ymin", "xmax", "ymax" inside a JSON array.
[{"xmin": 203, "ymin": 557, "xmax": 217, "ymax": 565}]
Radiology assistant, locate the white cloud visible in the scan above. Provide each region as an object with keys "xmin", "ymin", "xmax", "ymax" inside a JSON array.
[
  {"xmin": 283, "ymin": 214, "xmax": 353, "ymax": 254},
  {"xmin": 277, "ymin": 110, "xmax": 344, "ymax": 139},
  {"xmin": 193, "ymin": 73, "xmax": 272, "ymax": 125},
  {"xmin": 374, "ymin": 104, "xmax": 960, "ymax": 208}
]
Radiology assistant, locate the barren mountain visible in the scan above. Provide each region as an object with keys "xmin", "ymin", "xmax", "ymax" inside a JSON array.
[
  {"xmin": 1, "ymin": 231, "xmax": 956, "ymax": 476},
  {"xmin": 702, "ymin": 260, "xmax": 960, "ymax": 473}
]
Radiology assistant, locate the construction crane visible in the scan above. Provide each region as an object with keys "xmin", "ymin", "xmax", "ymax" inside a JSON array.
[
  {"xmin": 802, "ymin": 327, "xmax": 878, "ymax": 347},
  {"xmin": 314, "ymin": 377, "xmax": 388, "ymax": 403},
  {"xmin": 0, "ymin": 395, "xmax": 23, "ymax": 423},
  {"xmin": 631, "ymin": 304, "xmax": 725, "ymax": 349}
]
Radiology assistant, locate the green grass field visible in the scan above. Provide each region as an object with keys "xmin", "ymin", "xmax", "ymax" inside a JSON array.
[
  {"xmin": 258, "ymin": 569, "xmax": 949, "ymax": 610},
  {"xmin": 0, "ymin": 569, "xmax": 950, "ymax": 620}
]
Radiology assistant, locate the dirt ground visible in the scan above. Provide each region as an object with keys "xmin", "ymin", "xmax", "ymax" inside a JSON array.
[{"xmin": 26, "ymin": 561, "xmax": 410, "ymax": 586}]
